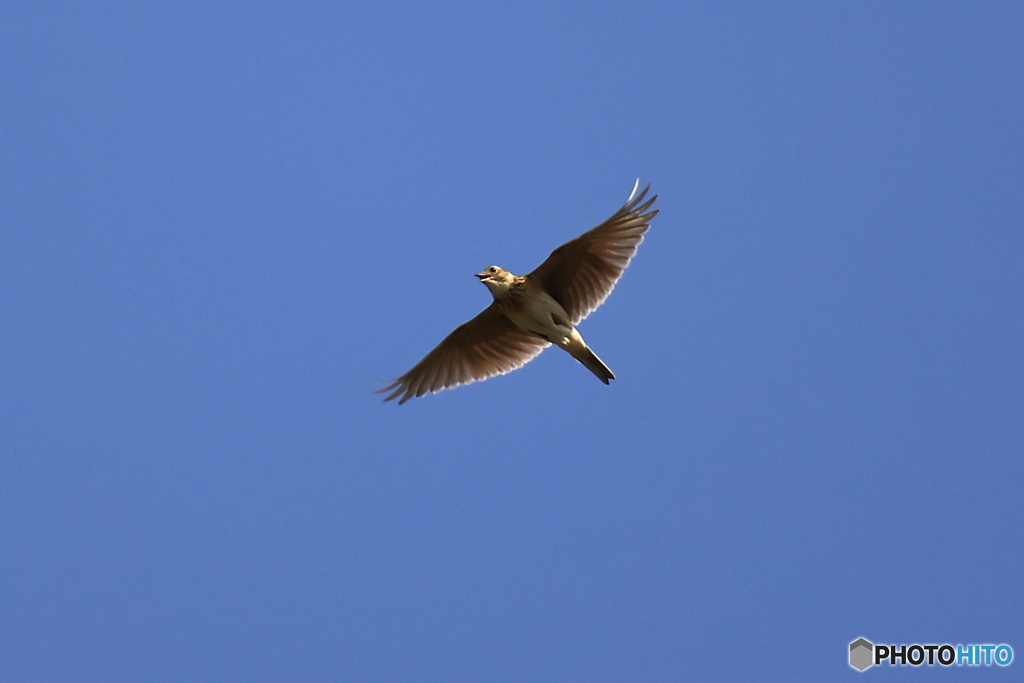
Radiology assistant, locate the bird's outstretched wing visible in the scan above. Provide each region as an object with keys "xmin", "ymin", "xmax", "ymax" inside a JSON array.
[
  {"xmin": 528, "ymin": 180, "xmax": 658, "ymax": 324},
  {"xmin": 377, "ymin": 303, "xmax": 550, "ymax": 404}
]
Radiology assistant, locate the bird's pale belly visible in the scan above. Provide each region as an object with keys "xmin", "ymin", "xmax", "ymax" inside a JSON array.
[{"xmin": 504, "ymin": 291, "xmax": 574, "ymax": 345}]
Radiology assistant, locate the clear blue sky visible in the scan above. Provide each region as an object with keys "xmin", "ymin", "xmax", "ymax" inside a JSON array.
[{"xmin": 2, "ymin": 2, "xmax": 1021, "ymax": 680}]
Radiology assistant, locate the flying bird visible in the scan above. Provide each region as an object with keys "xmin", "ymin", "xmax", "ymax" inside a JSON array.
[{"xmin": 379, "ymin": 180, "xmax": 658, "ymax": 404}]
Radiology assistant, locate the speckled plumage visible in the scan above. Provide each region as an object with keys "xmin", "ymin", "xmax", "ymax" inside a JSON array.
[{"xmin": 379, "ymin": 181, "xmax": 658, "ymax": 404}]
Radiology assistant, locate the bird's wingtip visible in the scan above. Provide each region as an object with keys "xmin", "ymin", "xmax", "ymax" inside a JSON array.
[
  {"xmin": 375, "ymin": 379, "xmax": 405, "ymax": 403},
  {"xmin": 624, "ymin": 178, "xmax": 651, "ymax": 210}
]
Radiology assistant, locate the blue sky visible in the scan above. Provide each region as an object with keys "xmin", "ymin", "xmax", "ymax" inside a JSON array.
[{"xmin": 2, "ymin": 2, "xmax": 1021, "ymax": 680}]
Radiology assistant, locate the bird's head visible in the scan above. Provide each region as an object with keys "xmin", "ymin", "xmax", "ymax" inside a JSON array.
[{"xmin": 475, "ymin": 265, "xmax": 515, "ymax": 296}]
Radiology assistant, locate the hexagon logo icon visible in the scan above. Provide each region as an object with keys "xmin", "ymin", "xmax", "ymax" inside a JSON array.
[{"xmin": 850, "ymin": 638, "xmax": 874, "ymax": 671}]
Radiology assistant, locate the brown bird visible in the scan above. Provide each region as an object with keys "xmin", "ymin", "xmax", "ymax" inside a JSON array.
[{"xmin": 379, "ymin": 180, "xmax": 658, "ymax": 404}]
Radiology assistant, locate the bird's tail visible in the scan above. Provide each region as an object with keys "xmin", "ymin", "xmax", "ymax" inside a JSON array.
[{"xmin": 572, "ymin": 345, "xmax": 615, "ymax": 384}]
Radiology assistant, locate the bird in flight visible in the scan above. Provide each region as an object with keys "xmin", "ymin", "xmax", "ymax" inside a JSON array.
[{"xmin": 379, "ymin": 180, "xmax": 658, "ymax": 404}]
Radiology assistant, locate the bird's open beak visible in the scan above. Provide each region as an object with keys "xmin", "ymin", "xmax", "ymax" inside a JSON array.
[{"xmin": 474, "ymin": 272, "xmax": 488, "ymax": 280}]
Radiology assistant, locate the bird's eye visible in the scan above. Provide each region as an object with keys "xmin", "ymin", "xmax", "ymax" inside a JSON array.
[{"xmin": 489, "ymin": 267, "xmax": 496, "ymax": 273}]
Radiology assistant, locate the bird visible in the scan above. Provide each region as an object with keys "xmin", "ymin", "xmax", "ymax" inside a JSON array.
[{"xmin": 378, "ymin": 180, "xmax": 658, "ymax": 404}]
